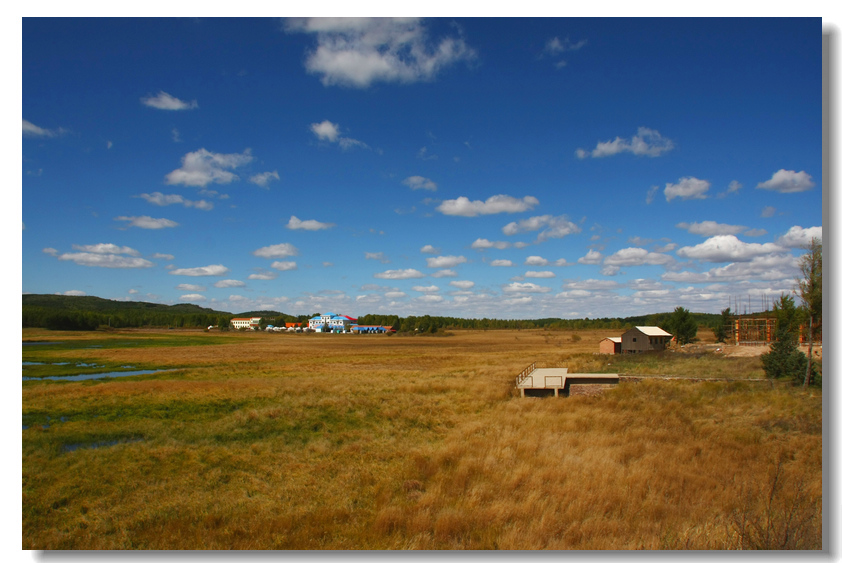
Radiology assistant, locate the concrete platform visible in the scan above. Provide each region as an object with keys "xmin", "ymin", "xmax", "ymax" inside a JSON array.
[{"xmin": 516, "ymin": 367, "xmax": 619, "ymax": 397}]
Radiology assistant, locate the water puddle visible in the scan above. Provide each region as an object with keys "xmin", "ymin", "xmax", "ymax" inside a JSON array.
[
  {"xmin": 22, "ymin": 342, "xmax": 63, "ymax": 346},
  {"xmin": 62, "ymin": 437, "xmax": 144, "ymax": 452},
  {"xmin": 23, "ymin": 369, "xmax": 173, "ymax": 382}
]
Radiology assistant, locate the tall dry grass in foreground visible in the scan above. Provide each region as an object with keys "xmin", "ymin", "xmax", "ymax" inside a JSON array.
[{"xmin": 22, "ymin": 329, "xmax": 821, "ymax": 549}]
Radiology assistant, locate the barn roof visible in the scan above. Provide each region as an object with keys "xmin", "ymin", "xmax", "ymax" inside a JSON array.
[{"xmin": 602, "ymin": 337, "xmax": 622, "ymax": 343}]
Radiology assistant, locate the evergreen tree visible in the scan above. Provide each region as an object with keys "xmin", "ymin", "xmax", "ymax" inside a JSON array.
[
  {"xmin": 665, "ymin": 306, "xmax": 697, "ymax": 345},
  {"xmin": 761, "ymin": 294, "xmax": 817, "ymax": 384}
]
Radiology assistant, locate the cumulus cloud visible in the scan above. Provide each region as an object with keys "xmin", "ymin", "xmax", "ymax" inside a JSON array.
[
  {"xmin": 214, "ymin": 279, "xmax": 246, "ymax": 288},
  {"xmin": 525, "ymin": 256, "xmax": 549, "ymax": 266},
  {"xmin": 490, "ymin": 259, "xmax": 514, "ymax": 267},
  {"xmin": 253, "ymin": 243, "xmax": 299, "ymax": 258},
  {"xmin": 503, "ymin": 282, "xmax": 552, "ymax": 293},
  {"xmin": 140, "ymin": 91, "xmax": 198, "ymax": 110},
  {"xmin": 365, "ymin": 252, "xmax": 389, "ymax": 263},
  {"xmin": 165, "ymin": 148, "xmax": 254, "ymax": 187},
  {"xmin": 502, "ymin": 214, "xmax": 580, "ymax": 242},
  {"xmin": 471, "ymin": 238, "xmax": 510, "ymax": 250},
  {"xmin": 287, "ymin": 17, "xmax": 476, "ymax": 88},
  {"xmin": 374, "ymin": 268, "xmax": 424, "ymax": 280},
  {"xmin": 430, "ymin": 269, "xmax": 458, "ymax": 278},
  {"xmin": 676, "ymin": 235, "xmax": 785, "ymax": 262},
  {"xmin": 563, "ymin": 279, "xmax": 621, "ymax": 291},
  {"xmin": 248, "ymin": 272, "xmax": 278, "ymax": 281},
  {"xmin": 61, "ymin": 290, "xmax": 87, "ymax": 296},
  {"xmin": 176, "ymin": 283, "xmax": 206, "ymax": 292},
  {"xmin": 71, "ymin": 243, "xmax": 140, "ymax": 256},
  {"xmin": 761, "ymin": 206, "xmax": 777, "ymax": 218},
  {"xmin": 271, "ymin": 261, "xmax": 298, "ymax": 271},
  {"xmin": 170, "ymin": 264, "xmax": 230, "ymax": 276},
  {"xmin": 23, "ymin": 119, "xmax": 65, "ymax": 138},
  {"xmin": 57, "ymin": 252, "xmax": 155, "ymax": 268},
  {"xmin": 287, "ymin": 216, "xmax": 335, "ymax": 231},
  {"xmin": 524, "ymin": 271, "xmax": 556, "ymax": 278},
  {"xmin": 603, "ymin": 247, "xmax": 674, "ymax": 267},
  {"xmin": 420, "ymin": 244, "xmax": 439, "ymax": 254},
  {"xmin": 676, "ymin": 220, "xmax": 746, "ymax": 237},
  {"xmin": 402, "ymin": 175, "xmax": 437, "ymax": 191},
  {"xmin": 577, "ymin": 127, "xmax": 674, "ymax": 159},
  {"xmin": 412, "ymin": 285, "xmax": 440, "ymax": 293},
  {"xmin": 756, "ymin": 169, "xmax": 815, "ymax": 193},
  {"xmin": 578, "ymin": 250, "xmax": 603, "ymax": 264},
  {"xmin": 426, "ymin": 255, "xmax": 467, "ymax": 268},
  {"xmin": 250, "ymin": 170, "xmax": 280, "ymax": 187},
  {"xmin": 152, "ymin": 253, "xmax": 175, "ymax": 260},
  {"xmin": 776, "ymin": 225, "xmax": 822, "ymax": 248},
  {"xmin": 114, "ymin": 216, "xmax": 179, "ymax": 229},
  {"xmin": 663, "ymin": 254, "xmax": 800, "ymax": 283},
  {"xmin": 450, "ymin": 280, "xmax": 475, "ymax": 289},
  {"xmin": 664, "ymin": 177, "xmax": 710, "ymax": 202},
  {"xmin": 545, "ymin": 36, "xmax": 587, "ymax": 54},
  {"xmin": 138, "ymin": 192, "xmax": 213, "ymax": 210},
  {"xmin": 437, "ymin": 195, "xmax": 539, "ymax": 217},
  {"xmin": 179, "ymin": 293, "xmax": 206, "ymax": 302},
  {"xmin": 646, "ymin": 185, "xmax": 660, "ymax": 205},
  {"xmin": 310, "ymin": 119, "xmax": 368, "ymax": 150}
]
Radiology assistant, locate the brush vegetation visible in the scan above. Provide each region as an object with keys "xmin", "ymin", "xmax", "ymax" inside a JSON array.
[{"xmin": 22, "ymin": 328, "xmax": 821, "ymax": 549}]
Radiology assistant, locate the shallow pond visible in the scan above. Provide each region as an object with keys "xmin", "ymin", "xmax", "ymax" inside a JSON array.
[{"xmin": 22, "ymin": 369, "xmax": 173, "ymax": 382}]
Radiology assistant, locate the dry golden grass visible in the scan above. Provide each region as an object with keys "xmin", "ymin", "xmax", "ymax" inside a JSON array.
[{"xmin": 22, "ymin": 328, "xmax": 822, "ymax": 549}]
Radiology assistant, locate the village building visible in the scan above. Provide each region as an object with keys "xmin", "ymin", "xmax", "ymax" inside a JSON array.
[
  {"xmin": 599, "ymin": 337, "xmax": 623, "ymax": 355},
  {"xmin": 620, "ymin": 326, "xmax": 672, "ymax": 354},
  {"xmin": 230, "ymin": 317, "xmax": 262, "ymax": 330},
  {"xmin": 308, "ymin": 313, "xmax": 357, "ymax": 333}
]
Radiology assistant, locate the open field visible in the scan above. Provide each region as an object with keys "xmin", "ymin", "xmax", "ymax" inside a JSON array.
[{"xmin": 22, "ymin": 328, "xmax": 822, "ymax": 549}]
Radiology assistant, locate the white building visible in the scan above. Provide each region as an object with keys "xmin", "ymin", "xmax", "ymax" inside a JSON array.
[
  {"xmin": 308, "ymin": 313, "xmax": 357, "ymax": 333},
  {"xmin": 231, "ymin": 317, "xmax": 261, "ymax": 330}
]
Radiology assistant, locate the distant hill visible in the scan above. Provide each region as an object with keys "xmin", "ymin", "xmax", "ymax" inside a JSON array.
[{"xmin": 23, "ymin": 294, "xmax": 229, "ymax": 315}]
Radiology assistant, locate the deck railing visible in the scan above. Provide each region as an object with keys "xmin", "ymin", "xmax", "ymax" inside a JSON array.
[{"xmin": 515, "ymin": 362, "xmax": 536, "ymax": 387}]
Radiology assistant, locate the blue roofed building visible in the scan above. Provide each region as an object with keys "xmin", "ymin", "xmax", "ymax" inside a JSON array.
[{"xmin": 308, "ymin": 313, "xmax": 357, "ymax": 333}]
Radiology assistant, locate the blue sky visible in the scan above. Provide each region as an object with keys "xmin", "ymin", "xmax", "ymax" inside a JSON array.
[{"xmin": 21, "ymin": 17, "xmax": 825, "ymax": 319}]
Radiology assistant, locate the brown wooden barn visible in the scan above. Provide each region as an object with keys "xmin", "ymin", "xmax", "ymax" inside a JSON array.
[{"xmin": 621, "ymin": 326, "xmax": 672, "ymax": 353}]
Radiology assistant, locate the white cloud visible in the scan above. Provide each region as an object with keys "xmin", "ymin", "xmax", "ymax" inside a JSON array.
[
  {"xmin": 524, "ymin": 271, "xmax": 556, "ymax": 278},
  {"xmin": 646, "ymin": 185, "xmax": 660, "ymax": 205},
  {"xmin": 420, "ymin": 244, "xmax": 439, "ymax": 254},
  {"xmin": 449, "ymin": 280, "xmax": 475, "ymax": 289},
  {"xmin": 756, "ymin": 169, "xmax": 815, "ymax": 193},
  {"xmin": 578, "ymin": 250, "xmax": 603, "ymax": 264},
  {"xmin": 577, "ymin": 127, "xmax": 674, "ymax": 159},
  {"xmin": 169, "ymin": 264, "xmax": 230, "ymax": 276},
  {"xmin": 140, "ymin": 91, "xmax": 198, "ymax": 110},
  {"xmin": 662, "ymin": 254, "xmax": 800, "ymax": 283},
  {"xmin": 165, "ymin": 148, "xmax": 253, "ymax": 187},
  {"xmin": 271, "ymin": 261, "xmax": 298, "ymax": 271},
  {"xmin": 385, "ymin": 291, "xmax": 407, "ymax": 298},
  {"xmin": 402, "ymin": 175, "xmax": 437, "ymax": 191},
  {"xmin": 42, "ymin": 248, "xmax": 58, "ymax": 256},
  {"xmin": 179, "ymin": 293, "xmax": 207, "ymax": 302},
  {"xmin": 525, "ymin": 256, "xmax": 548, "ymax": 266},
  {"xmin": 253, "ymin": 243, "xmax": 299, "ymax": 258},
  {"xmin": 365, "ymin": 252, "xmax": 389, "ymax": 263},
  {"xmin": 761, "ymin": 206, "xmax": 777, "ymax": 218},
  {"xmin": 287, "ymin": 17, "xmax": 476, "ymax": 88},
  {"xmin": 23, "ymin": 119, "xmax": 65, "ymax": 138},
  {"xmin": 437, "ymin": 195, "xmax": 539, "ymax": 217},
  {"xmin": 71, "ymin": 243, "xmax": 140, "ymax": 256},
  {"xmin": 664, "ymin": 177, "xmax": 710, "ymax": 202},
  {"xmin": 603, "ymin": 247, "xmax": 674, "ymax": 267},
  {"xmin": 545, "ymin": 36, "xmax": 587, "ymax": 54},
  {"xmin": 426, "ymin": 255, "xmax": 467, "ymax": 268},
  {"xmin": 214, "ymin": 279, "xmax": 246, "ymax": 288},
  {"xmin": 176, "ymin": 283, "xmax": 206, "ymax": 292},
  {"xmin": 471, "ymin": 238, "xmax": 510, "ymax": 250},
  {"xmin": 250, "ymin": 170, "xmax": 280, "ymax": 187},
  {"xmin": 412, "ymin": 285, "xmax": 440, "ymax": 293},
  {"xmin": 563, "ymin": 279, "xmax": 620, "ymax": 291},
  {"xmin": 248, "ymin": 272, "xmax": 278, "ymax": 280},
  {"xmin": 138, "ymin": 192, "xmax": 213, "ymax": 211},
  {"xmin": 430, "ymin": 269, "xmax": 458, "ymax": 278},
  {"xmin": 776, "ymin": 225, "xmax": 822, "ymax": 248},
  {"xmin": 490, "ymin": 259, "xmax": 514, "ymax": 267},
  {"xmin": 151, "ymin": 253, "xmax": 174, "ymax": 260},
  {"xmin": 676, "ymin": 235, "xmax": 785, "ymax": 263},
  {"xmin": 416, "ymin": 294, "xmax": 444, "ymax": 303},
  {"xmin": 114, "ymin": 216, "xmax": 179, "ymax": 229},
  {"xmin": 60, "ymin": 290, "xmax": 86, "ymax": 296},
  {"xmin": 310, "ymin": 120, "xmax": 368, "ymax": 150},
  {"xmin": 57, "ymin": 253, "xmax": 155, "ymax": 269},
  {"xmin": 310, "ymin": 120, "xmax": 341, "ymax": 142},
  {"xmin": 374, "ymin": 268, "xmax": 424, "ymax": 280},
  {"xmin": 501, "ymin": 214, "xmax": 580, "ymax": 241},
  {"xmin": 676, "ymin": 220, "xmax": 746, "ymax": 237},
  {"xmin": 287, "ymin": 216, "xmax": 335, "ymax": 231},
  {"xmin": 503, "ymin": 282, "xmax": 551, "ymax": 293}
]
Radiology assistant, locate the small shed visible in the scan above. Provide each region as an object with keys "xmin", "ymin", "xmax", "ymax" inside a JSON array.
[
  {"xmin": 621, "ymin": 326, "xmax": 672, "ymax": 354},
  {"xmin": 599, "ymin": 337, "xmax": 622, "ymax": 354}
]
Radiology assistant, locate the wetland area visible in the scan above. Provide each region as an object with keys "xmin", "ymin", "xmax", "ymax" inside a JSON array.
[{"xmin": 22, "ymin": 327, "xmax": 822, "ymax": 549}]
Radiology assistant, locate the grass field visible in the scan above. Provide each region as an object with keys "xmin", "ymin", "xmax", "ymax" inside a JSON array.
[{"xmin": 22, "ymin": 328, "xmax": 822, "ymax": 549}]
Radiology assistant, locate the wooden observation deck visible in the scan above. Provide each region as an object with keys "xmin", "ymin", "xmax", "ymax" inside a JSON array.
[{"xmin": 515, "ymin": 364, "xmax": 619, "ymax": 397}]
